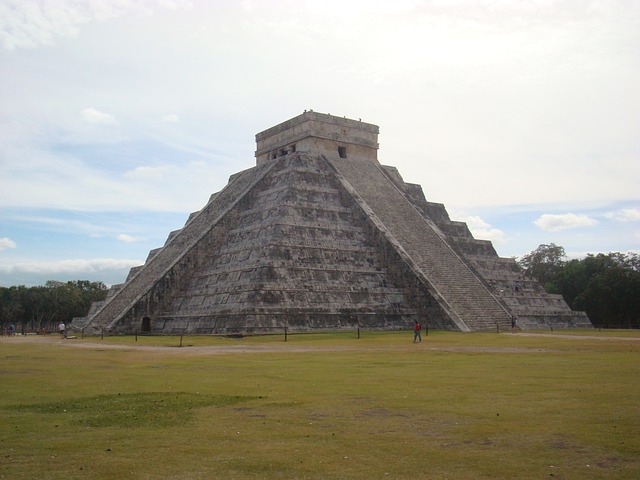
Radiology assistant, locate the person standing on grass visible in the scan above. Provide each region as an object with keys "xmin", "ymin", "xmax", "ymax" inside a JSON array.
[
  {"xmin": 59, "ymin": 321, "xmax": 66, "ymax": 338},
  {"xmin": 413, "ymin": 320, "xmax": 422, "ymax": 343}
]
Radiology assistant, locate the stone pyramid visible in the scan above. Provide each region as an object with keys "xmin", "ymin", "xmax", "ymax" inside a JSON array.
[{"xmin": 78, "ymin": 111, "xmax": 592, "ymax": 334}]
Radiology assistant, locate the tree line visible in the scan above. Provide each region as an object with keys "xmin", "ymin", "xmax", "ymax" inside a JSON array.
[
  {"xmin": 517, "ymin": 244, "xmax": 640, "ymax": 328},
  {"xmin": 0, "ymin": 280, "xmax": 108, "ymax": 333}
]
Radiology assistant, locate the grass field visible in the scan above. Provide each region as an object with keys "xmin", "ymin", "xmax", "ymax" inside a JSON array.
[{"xmin": 1, "ymin": 330, "xmax": 639, "ymax": 479}]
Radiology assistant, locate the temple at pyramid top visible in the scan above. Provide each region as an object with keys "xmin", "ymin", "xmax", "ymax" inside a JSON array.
[{"xmin": 255, "ymin": 111, "xmax": 379, "ymax": 165}]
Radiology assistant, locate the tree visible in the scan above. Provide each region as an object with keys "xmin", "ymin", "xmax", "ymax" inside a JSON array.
[
  {"xmin": 0, "ymin": 286, "xmax": 27, "ymax": 325},
  {"xmin": 574, "ymin": 267, "xmax": 640, "ymax": 328},
  {"xmin": 517, "ymin": 243, "xmax": 566, "ymax": 290},
  {"xmin": 553, "ymin": 253, "xmax": 624, "ymax": 308},
  {"xmin": 518, "ymin": 247, "xmax": 640, "ymax": 328}
]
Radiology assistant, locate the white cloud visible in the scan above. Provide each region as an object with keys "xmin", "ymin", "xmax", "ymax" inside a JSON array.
[
  {"xmin": 4, "ymin": 213, "xmax": 118, "ymax": 237},
  {"xmin": 0, "ymin": 237, "xmax": 17, "ymax": 251},
  {"xmin": 604, "ymin": 208, "xmax": 640, "ymax": 223},
  {"xmin": 162, "ymin": 114, "xmax": 179, "ymax": 123},
  {"xmin": 116, "ymin": 234, "xmax": 145, "ymax": 243},
  {"xmin": 534, "ymin": 213, "xmax": 599, "ymax": 232},
  {"xmin": 0, "ymin": 0, "xmax": 192, "ymax": 50},
  {"xmin": 0, "ymin": 257, "xmax": 144, "ymax": 286},
  {"xmin": 0, "ymin": 258, "xmax": 142, "ymax": 275},
  {"xmin": 123, "ymin": 165, "xmax": 172, "ymax": 180},
  {"xmin": 241, "ymin": 1, "xmax": 255, "ymax": 14},
  {"xmin": 453, "ymin": 214, "xmax": 506, "ymax": 244},
  {"xmin": 81, "ymin": 107, "xmax": 117, "ymax": 125},
  {"xmin": 0, "ymin": 142, "xmax": 232, "ymax": 212}
]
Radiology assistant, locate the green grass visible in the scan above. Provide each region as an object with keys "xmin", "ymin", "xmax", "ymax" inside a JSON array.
[
  {"xmin": 9, "ymin": 392, "xmax": 260, "ymax": 428},
  {"xmin": 1, "ymin": 330, "xmax": 638, "ymax": 479}
]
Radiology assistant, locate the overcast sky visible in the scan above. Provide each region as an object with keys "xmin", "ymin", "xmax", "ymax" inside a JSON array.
[{"xmin": 1, "ymin": 0, "xmax": 638, "ymax": 287}]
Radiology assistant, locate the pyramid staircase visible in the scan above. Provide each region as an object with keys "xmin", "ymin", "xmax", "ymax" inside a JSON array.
[{"xmin": 326, "ymin": 156, "xmax": 512, "ymax": 331}]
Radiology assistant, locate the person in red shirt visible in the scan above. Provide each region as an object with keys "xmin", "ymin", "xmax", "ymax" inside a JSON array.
[{"xmin": 413, "ymin": 321, "xmax": 422, "ymax": 343}]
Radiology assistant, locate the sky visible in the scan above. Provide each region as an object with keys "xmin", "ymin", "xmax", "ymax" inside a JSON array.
[{"xmin": 0, "ymin": 0, "xmax": 639, "ymax": 287}]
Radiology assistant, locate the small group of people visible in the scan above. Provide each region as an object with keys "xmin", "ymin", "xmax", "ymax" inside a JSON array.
[
  {"xmin": 2, "ymin": 324, "xmax": 16, "ymax": 336},
  {"xmin": 1, "ymin": 322, "xmax": 70, "ymax": 337}
]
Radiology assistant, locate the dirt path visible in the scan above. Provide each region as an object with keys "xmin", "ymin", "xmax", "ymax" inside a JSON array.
[
  {"xmin": 2, "ymin": 335, "xmax": 344, "ymax": 355},
  {"xmin": 9, "ymin": 332, "xmax": 639, "ymax": 355},
  {"xmin": 516, "ymin": 332, "xmax": 640, "ymax": 341}
]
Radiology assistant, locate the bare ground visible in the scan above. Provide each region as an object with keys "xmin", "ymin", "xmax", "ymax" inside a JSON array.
[{"xmin": 4, "ymin": 331, "xmax": 637, "ymax": 356}]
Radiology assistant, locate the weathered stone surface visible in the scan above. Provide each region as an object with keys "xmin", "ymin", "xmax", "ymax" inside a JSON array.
[{"xmin": 79, "ymin": 111, "xmax": 592, "ymax": 334}]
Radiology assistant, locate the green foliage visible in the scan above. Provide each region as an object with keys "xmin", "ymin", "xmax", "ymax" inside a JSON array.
[
  {"xmin": 519, "ymin": 247, "xmax": 640, "ymax": 328},
  {"xmin": 517, "ymin": 243, "xmax": 566, "ymax": 289},
  {"xmin": 0, "ymin": 280, "xmax": 108, "ymax": 329},
  {"xmin": 573, "ymin": 267, "xmax": 640, "ymax": 328}
]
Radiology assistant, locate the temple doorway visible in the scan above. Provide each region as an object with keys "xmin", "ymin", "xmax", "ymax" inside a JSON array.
[{"xmin": 142, "ymin": 316, "xmax": 151, "ymax": 332}]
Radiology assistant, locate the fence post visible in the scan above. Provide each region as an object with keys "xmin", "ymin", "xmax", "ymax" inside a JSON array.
[
  {"xmin": 135, "ymin": 329, "xmax": 138, "ymax": 342},
  {"xmin": 180, "ymin": 334, "xmax": 183, "ymax": 347},
  {"xmin": 357, "ymin": 326, "xmax": 360, "ymax": 339},
  {"xmin": 497, "ymin": 322, "xmax": 499, "ymax": 334},
  {"xmin": 284, "ymin": 327, "xmax": 288, "ymax": 342},
  {"xmin": 101, "ymin": 328, "xmax": 104, "ymax": 340}
]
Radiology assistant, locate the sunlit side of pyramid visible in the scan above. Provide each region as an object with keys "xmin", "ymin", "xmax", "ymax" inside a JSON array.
[{"xmin": 77, "ymin": 111, "xmax": 592, "ymax": 334}]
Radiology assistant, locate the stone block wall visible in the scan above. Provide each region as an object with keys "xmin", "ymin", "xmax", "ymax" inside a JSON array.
[{"xmin": 255, "ymin": 111, "xmax": 379, "ymax": 164}]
